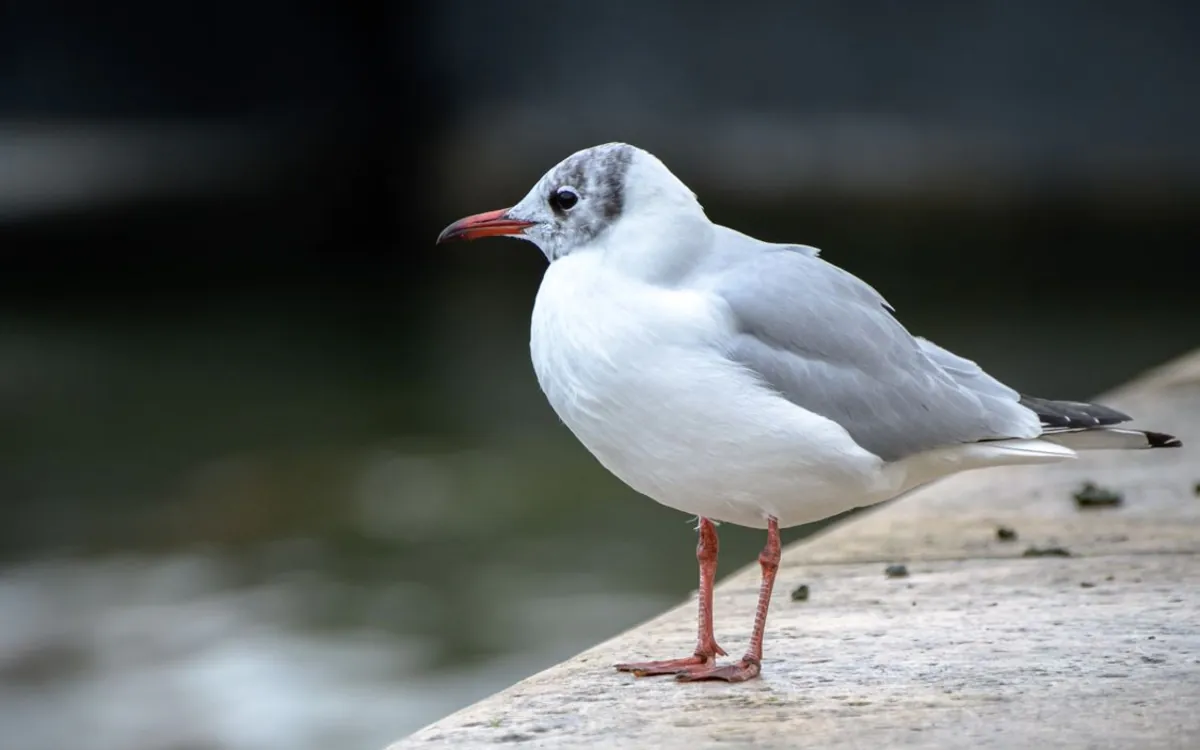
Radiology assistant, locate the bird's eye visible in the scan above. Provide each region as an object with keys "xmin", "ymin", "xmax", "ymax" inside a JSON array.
[{"xmin": 549, "ymin": 187, "xmax": 579, "ymax": 212}]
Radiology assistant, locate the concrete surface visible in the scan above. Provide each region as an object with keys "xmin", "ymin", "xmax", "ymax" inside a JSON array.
[{"xmin": 391, "ymin": 349, "xmax": 1200, "ymax": 750}]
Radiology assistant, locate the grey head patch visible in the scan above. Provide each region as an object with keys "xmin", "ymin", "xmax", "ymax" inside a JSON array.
[{"xmin": 539, "ymin": 143, "xmax": 634, "ymax": 250}]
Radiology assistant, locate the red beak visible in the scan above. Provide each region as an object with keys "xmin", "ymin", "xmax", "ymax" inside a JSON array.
[{"xmin": 435, "ymin": 208, "xmax": 535, "ymax": 244}]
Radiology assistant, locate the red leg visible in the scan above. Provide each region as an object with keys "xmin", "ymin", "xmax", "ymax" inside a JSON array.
[
  {"xmin": 616, "ymin": 517, "xmax": 727, "ymax": 676},
  {"xmin": 677, "ymin": 516, "xmax": 781, "ymax": 682}
]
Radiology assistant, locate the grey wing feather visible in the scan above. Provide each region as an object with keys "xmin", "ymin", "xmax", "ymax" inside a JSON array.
[
  {"xmin": 912, "ymin": 337, "xmax": 1020, "ymax": 401},
  {"xmin": 703, "ymin": 230, "xmax": 1040, "ymax": 461}
]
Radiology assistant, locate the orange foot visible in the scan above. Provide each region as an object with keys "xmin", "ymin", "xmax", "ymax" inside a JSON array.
[
  {"xmin": 674, "ymin": 657, "xmax": 761, "ymax": 683},
  {"xmin": 615, "ymin": 644, "xmax": 727, "ymax": 677}
]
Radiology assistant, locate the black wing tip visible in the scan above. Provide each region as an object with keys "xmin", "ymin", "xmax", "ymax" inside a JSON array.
[
  {"xmin": 1020, "ymin": 395, "xmax": 1132, "ymax": 430},
  {"xmin": 1145, "ymin": 431, "xmax": 1183, "ymax": 448}
]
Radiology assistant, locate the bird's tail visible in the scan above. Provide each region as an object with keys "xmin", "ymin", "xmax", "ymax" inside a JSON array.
[
  {"xmin": 1020, "ymin": 395, "xmax": 1181, "ymax": 451},
  {"xmin": 1039, "ymin": 427, "xmax": 1180, "ymax": 450}
]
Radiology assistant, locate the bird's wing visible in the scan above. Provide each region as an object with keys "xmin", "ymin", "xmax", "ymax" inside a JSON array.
[{"xmin": 703, "ymin": 232, "xmax": 1041, "ymax": 461}]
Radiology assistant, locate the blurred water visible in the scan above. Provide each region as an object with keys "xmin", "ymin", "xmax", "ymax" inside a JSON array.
[
  {"xmin": 0, "ymin": 260, "xmax": 1194, "ymax": 750},
  {"xmin": 0, "ymin": 295, "xmax": 749, "ymax": 750}
]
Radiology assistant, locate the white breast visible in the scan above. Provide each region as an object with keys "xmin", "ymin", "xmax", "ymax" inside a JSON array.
[{"xmin": 529, "ymin": 252, "xmax": 887, "ymax": 529}]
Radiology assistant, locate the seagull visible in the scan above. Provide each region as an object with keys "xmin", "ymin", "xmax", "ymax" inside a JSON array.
[{"xmin": 435, "ymin": 142, "xmax": 1181, "ymax": 683}]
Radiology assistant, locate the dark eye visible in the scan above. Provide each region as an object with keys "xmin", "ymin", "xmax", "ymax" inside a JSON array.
[{"xmin": 549, "ymin": 187, "xmax": 579, "ymax": 212}]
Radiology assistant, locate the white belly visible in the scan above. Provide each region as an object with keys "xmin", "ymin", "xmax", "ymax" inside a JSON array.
[{"xmin": 529, "ymin": 254, "xmax": 888, "ymax": 529}]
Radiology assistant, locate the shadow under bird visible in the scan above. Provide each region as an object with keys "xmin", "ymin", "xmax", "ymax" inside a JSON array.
[{"xmin": 435, "ymin": 142, "xmax": 1182, "ymax": 683}]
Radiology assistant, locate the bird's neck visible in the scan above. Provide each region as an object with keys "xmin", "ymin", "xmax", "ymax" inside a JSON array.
[{"xmin": 598, "ymin": 207, "xmax": 713, "ymax": 286}]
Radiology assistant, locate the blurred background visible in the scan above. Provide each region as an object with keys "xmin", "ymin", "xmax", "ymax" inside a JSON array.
[{"xmin": 1, "ymin": 2, "xmax": 1197, "ymax": 748}]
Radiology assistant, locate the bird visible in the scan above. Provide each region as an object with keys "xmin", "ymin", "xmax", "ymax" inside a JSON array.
[{"xmin": 435, "ymin": 142, "xmax": 1181, "ymax": 683}]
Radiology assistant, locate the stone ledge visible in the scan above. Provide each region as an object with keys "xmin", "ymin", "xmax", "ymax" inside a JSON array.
[{"xmin": 391, "ymin": 349, "xmax": 1200, "ymax": 750}]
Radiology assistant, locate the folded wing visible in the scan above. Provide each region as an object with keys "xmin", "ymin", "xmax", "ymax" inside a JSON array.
[{"xmin": 706, "ymin": 239, "xmax": 1042, "ymax": 462}]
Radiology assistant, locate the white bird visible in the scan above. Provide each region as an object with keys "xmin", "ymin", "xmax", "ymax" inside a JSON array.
[{"xmin": 435, "ymin": 142, "xmax": 1181, "ymax": 683}]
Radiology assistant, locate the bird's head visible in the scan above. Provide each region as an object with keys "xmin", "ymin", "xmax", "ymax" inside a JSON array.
[{"xmin": 436, "ymin": 142, "xmax": 705, "ymax": 262}]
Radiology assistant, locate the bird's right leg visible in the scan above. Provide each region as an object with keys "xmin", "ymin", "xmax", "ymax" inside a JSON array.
[{"xmin": 615, "ymin": 517, "xmax": 726, "ymax": 676}]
